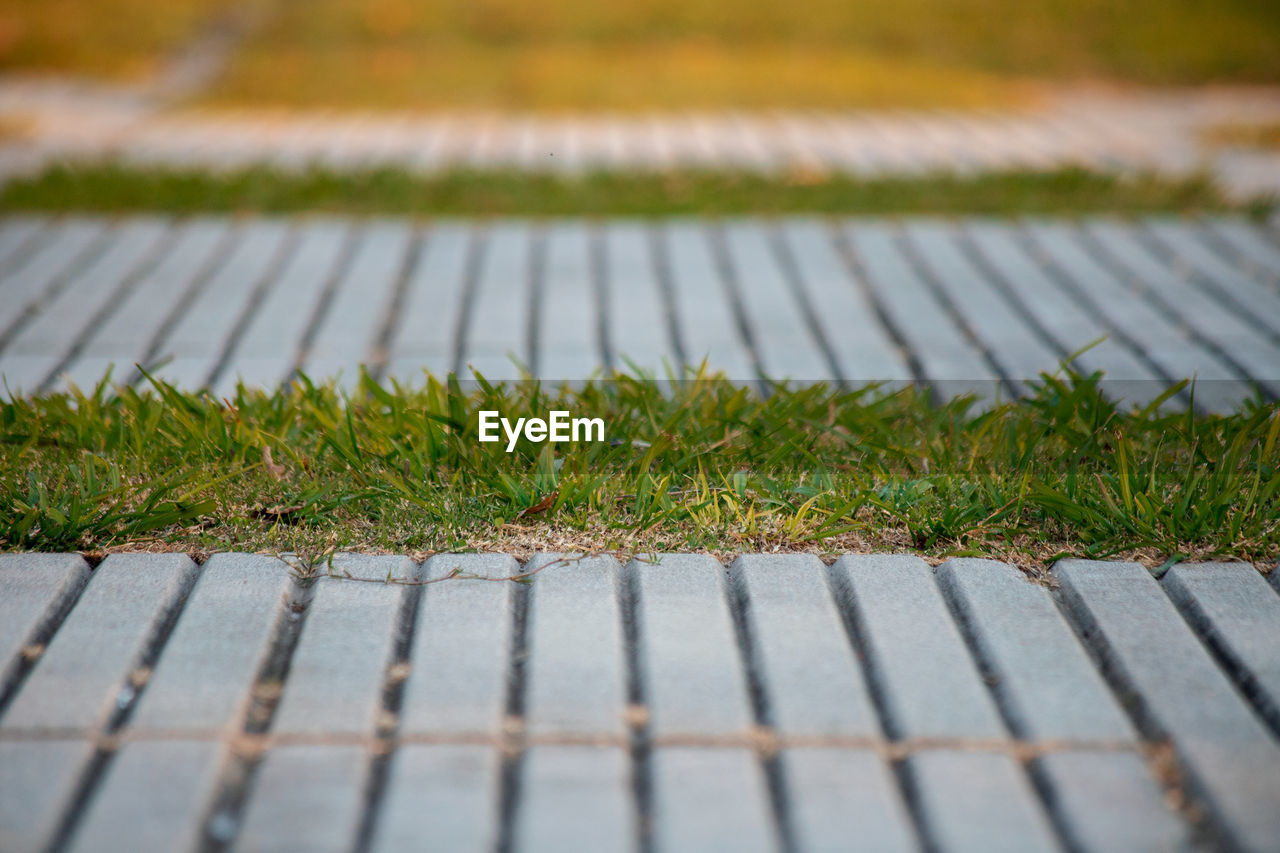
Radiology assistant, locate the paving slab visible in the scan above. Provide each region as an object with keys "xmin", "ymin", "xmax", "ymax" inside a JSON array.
[
  {"xmin": 631, "ymin": 553, "xmax": 752, "ymax": 738},
  {"xmin": 515, "ymin": 746, "xmax": 634, "ymax": 851},
  {"xmin": 1036, "ymin": 751, "xmax": 1189, "ymax": 853},
  {"xmin": 0, "ymin": 740, "xmax": 94, "ymax": 852},
  {"xmin": 0, "ymin": 553, "xmax": 90, "ymax": 706},
  {"xmin": 271, "ymin": 555, "xmax": 414, "ymax": 737},
  {"xmin": 0, "ymin": 551, "xmax": 1275, "ymax": 851},
  {"xmin": 147, "ymin": 220, "xmax": 291, "ymax": 389},
  {"xmin": 732, "ymin": 554, "xmax": 878, "ymax": 737},
  {"xmin": 844, "ymin": 221, "xmax": 999, "ymax": 404},
  {"xmin": 935, "ymin": 558, "xmax": 1135, "ymax": 742},
  {"xmin": 1163, "ymin": 562, "xmax": 1280, "ymax": 737},
  {"xmin": 2, "ymin": 553, "xmax": 197, "ymax": 734},
  {"xmin": 523, "ymin": 553, "xmax": 627, "ymax": 738},
  {"xmin": 0, "ymin": 214, "xmax": 1277, "ymax": 408},
  {"xmin": 235, "ymin": 744, "xmax": 368, "ymax": 853},
  {"xmin": 907, "ymin": 751, "xmax": 1060, "ymax": 853},
  {"xmin": 384, "ymin": 221, "xmax": 474, "ymax": 383},
  {"xmin": 67, "ymin": 739, "xmax": 223, "ymax": 853},
  {"xmin": 129, "ymin": 553, "xmax": 293, "ymax": 733},
  {"xmin": 370, "ymin": 744, "xmax": 498, "ymax": 853},
  {"xmin": 398, "ymin": 554, "xmax": 518, "ymax": 737},
  {"xmin": 1055, "ymin": 559, "xmax": 1280, "ymax": 852},
  {"xmin": 783, "ymin": 748, "xmax": 918, "ymax": 853},
  {"xmin": 651, "ymin": 747, "xmax": 777, "ymax": 853},
  {"xmin": 459, "ymin": 221, "xmax": 532, "ymax": 381},
  {"xmin": 827, "ymin": 555, "xmax": 1005, "ymax": 739}
]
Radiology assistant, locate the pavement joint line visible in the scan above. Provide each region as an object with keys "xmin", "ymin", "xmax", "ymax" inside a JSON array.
[{"xmin": 0, "ymin": 728, "xmax": 1146, "ymax": 755}]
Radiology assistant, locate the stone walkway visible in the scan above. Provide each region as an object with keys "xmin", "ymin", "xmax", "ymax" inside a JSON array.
[
  {"xmin": 1, "ymin": 552, "xmax": 1277, "ymax": 852},
  {"xmin": 2, "ymin": 213, "xmax": 1280, "ymax": 411},
  {"xmin": 2, "ymin": 83, "xmax": 1280, "ymax": 197}
]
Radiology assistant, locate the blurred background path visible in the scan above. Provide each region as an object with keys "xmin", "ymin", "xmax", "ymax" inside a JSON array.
[{"xmin": 2, "ymin": 0, "xmax": 1280, "ymax": 196}]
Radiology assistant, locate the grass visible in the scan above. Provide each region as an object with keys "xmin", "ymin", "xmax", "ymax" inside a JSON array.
[
  {"xmin": 2, "ymin": 1, "xmax": 1278, "ymax": 108},
  {"xmin": 0, "ymin": 0, "xmax": 239, "ymax": 80},
  {"xmin": 2, "ymin": 369, "xmax": 1277, "ymax": 575},
  {"xmin": 0, "ymin": 165, "xmax": 1253, "ymax": 218},
  {"xmin": 215, "ymin": 0, "xmax": 1280, "ymax": 109}
]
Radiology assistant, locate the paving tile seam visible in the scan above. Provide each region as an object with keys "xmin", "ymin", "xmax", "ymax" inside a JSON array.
[{"xmin": 0, "ymin": 728, "xmax": 1149, "ymax": 755}]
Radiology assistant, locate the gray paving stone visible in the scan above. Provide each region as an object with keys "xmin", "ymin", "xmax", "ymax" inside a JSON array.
[
  {"xmin": 235, "ymin": 744, "xmax": 367, "ymax": 853},
  {"xmin": 1036, "ymin": 752, "xmax": 1189, "ymax": 853},
  {"xmin": 57, "ymin": 218, "xmax": 230, "ymax": 392},
  {"xmin": 301, "ymin": 220, "xmax": 414, "ymax": 386},
  {"xmin": 2, "ymin": 554, "xmax": 197, "ymax": 733},
  {"xmin": 0, "ymin": 740, "xmax": 94, "ymax": 853},
  {"xmin": 651, "ymin": 747, "xmax": 776, "ymax": 853},
  {"xmin": 827, "ymin": 555, "xmax": 1005, "ymax": 739},
  {"xmin": 631, "ymin": 554, "xmax": 752, "ymax": 737},
  {"xmin": 1163, "ymin": 562, "xmax": 1280, "ymax": 736},
  {"xmin": 398, "ymin": 554, "xmax": 518, "ymax": 736},
  {"xmin": 1084, "ymin": 220, "xmax": 1280, "ymax": 395},
  {"xmin": 386, "ymin": 222, "xmax": 473, "ymax": 383},
  {"xmin": 935, "ymin": 558, "xmax": 1135, "ymax": 742},
  {"xmin": 68, "ymin": 740, "xmax": 222, "ymax": 853},
  {"xmin": 732, "ymin": 555, "xmax": 878, "ymax": 737},
  {"xmin": 460, "ymin": 220, "xmax": 532, "ymax": 380},
  {"xmin": 0, "ymin": 553, "xmax": 90, "ymax": 701},
  {"xmin": 844, "ymin": 222, "xmax": 999, "ymax": 404},
  {"xmin": 0, "ymin": 217, "xmax": 45, "ymax": 273},
  {"xmin": 537, "ymin": 221, "xmax": 600, "ymax": 381},
  {"xmin": 130, "ymin": 554, "xmax": 293, "ymax": 732},
  {"xmin": 1204, "ymin": 218, "xmax": 1280, "ymax": 283},
  {"xmin": 1054, "ymin": 559, "xmax": 1280, "ymax": 852},
  {"xmin": 147, "ymin": 220, "xmax": 291, "ymax": 390},
  {"xmin": 0, "ymin": 220, "xmax": 166, "ymax": 395},
  {"xmin": 908, "ymin": 751, "xmax": 1060, "ymax": 853},
  {"xmin": 904, "ymin": 221, "xmax": 1064, "ymax": 385},
  {"xmin": 271, "ymin": 554, "xmax": 415, "ymax": 737},
  {"xmin": 962, "ymin": 220, "xmax": 1163, "ymax": 405},
  {"xmin": 721, "ymin": 220, "xmax": 831, "ymax": 381},
  {"xmin": 524, "ymin": 553, "xmax": 627, "ymax": 738},
  {"xmin": 777, "ymin": 219, "xmax": 911, "ymax": 384},
  {"xmin": 663, "ymin": 221, "xmax": 755, "ymax": 379},
  {"xmin": 515, "ymin": 746, "xmax": 634, "ymax": 851},
  {"xmin": 1144, "ymin": 219, "xmax": 1280, "ymax": 342},
  {"xmin": 1025, "ymin": 222, "xmax": 1251, "ymax": 412},
  {"xmin": 0, "ymin": 219, "xmax": 106, "ymax": 342},
  {"xmin": 602, "ymin": 222, "xmax": 677, "ymax": 372},
  {"xmin": 370, "ymin": 744, "xmax": 498, "ymax": 853},
  {"xmin": 213, "ymin": 219, "xmax": 351, "ymax": 398},
  {"xmin": 784, "ymin": 748, "xmax": 919, "ymax": 853}
]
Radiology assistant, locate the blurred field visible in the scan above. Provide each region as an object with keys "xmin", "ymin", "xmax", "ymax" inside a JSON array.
[
  {"xmin": 0, "ymin": 0, "xmax": 241, "ymax": 80},
  {"xmin": 2, "ymin": 0, "xmax": 1279, "ymax": 108}
]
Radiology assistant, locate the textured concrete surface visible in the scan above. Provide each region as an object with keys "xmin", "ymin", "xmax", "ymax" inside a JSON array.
[
  {"xmin": 0, "ymin": 552, "xmax": 1276, "ymax": 851},
  {"xmin": 2, "ymin": 215, "xmax": 1279, "ymax": 411}
]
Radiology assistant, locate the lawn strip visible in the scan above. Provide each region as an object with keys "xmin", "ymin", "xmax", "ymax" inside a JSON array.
[
  {"xmin": 0, "ymin": 166, "xmax": 1252, "ymax": 218},
  {"xmin": 1, "ymin": 370, "xmax": 1276, "ymax": 568}
]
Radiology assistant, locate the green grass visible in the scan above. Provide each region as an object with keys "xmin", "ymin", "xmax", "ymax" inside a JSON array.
[
  {"xmin": 0, "ymin": 165, "xmax": 1255, "ymax": 218},
  {"xmin": 2, "ymin": 369, "xmax": 1277, "ymax": 574}
]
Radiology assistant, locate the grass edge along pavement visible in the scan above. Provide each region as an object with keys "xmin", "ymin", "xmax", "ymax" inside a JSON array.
[
  {"xmin": 2, "ymin": 367, "xmax": 1277, "ymax": 579},
  {"xmin": 1, "ymin": 165, "xmax": 1267, "ymax": 218}
]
